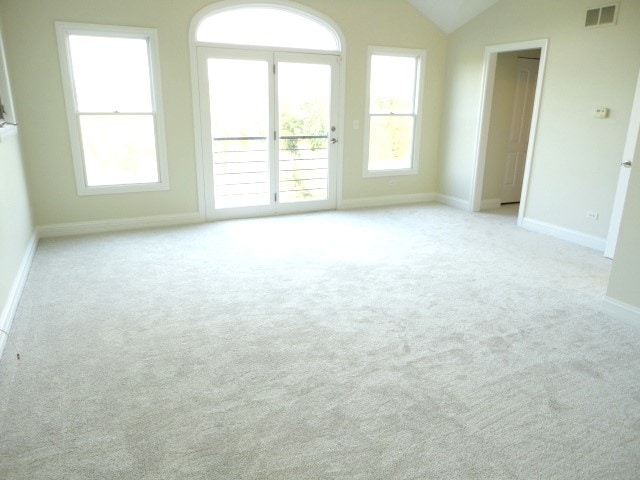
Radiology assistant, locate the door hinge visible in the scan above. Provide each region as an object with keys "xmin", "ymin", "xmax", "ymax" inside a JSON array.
[
  {"xmin": 274, "ymin": 192, "xmax": 278, "ymax": 202},
  {"xmin": 274, "ymin": 131, "xmax": 276, "ymax": 140},
  {"xmin": 273, "ymin": 64, "xmax": 276, "ymax": 74}
]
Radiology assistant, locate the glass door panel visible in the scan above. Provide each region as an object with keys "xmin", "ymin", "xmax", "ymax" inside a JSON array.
[
  {"xmin": 199, "ymin": 49, "xmax": 338, "ymax": 219},
  {"xmin": 277, "ymin": 62, "xmax": 331, "ymax": 204},
  {"xmin": 207, "ymin": 58, "xmax": 270, "ymax": 209}
]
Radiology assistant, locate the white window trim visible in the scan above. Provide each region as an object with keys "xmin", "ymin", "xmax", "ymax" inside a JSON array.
[
  {"xmin": 363, "ymin": 45, "xmax": 426, "ymax": 178},
  {"xmin": 0, "ymin": 21, "xmax": 18, "ymax": 142},
  {"xmin": 55, "ymin": 22, "xmax": 169, "ymax": 195}
]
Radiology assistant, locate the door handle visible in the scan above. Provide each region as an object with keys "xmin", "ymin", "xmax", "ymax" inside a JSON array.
[
  {"xmin": 621, "ymin": 161, "xmax": 632, "ymax": 168},
  {"xmin": 331, "ymin": 138, "xmax": 338, "ymax": 144}
]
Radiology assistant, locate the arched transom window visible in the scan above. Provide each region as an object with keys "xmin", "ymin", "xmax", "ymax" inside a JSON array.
[{"xmin": 195, "ymin": 6, "xmax": 341, "ymax": 51}]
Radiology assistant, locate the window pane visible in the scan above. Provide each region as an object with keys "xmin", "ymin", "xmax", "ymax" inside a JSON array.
[
  {"xmin": 208, "ymin": 58, "xmax": 270, "ymax": 209},
  {"xmin": 369, "ymin": 55, "xmax": 417, "ymax": 114},
  {"xmin": 197, "ymin": 8, "xmax": 339, "ymax": 51},
  {"xmin": 368, "ymin": 115, "xmax": 415, "ymax": 171},
  {"xmin": 79, "ymin": 115, "xmax": 159, "ymax": 186},
  {"xmin": 278, "ymin": 62, "xmax": 330, "ymax": 203},
  {"xmin": 69, "ymin": 35, "xmax": 152, "ymax": 112}
]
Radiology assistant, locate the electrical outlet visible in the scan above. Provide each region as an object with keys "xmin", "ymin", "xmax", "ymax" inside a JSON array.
[{"xmin": 586, "ymin": 211, "xmax": 599, "ymax": 220}]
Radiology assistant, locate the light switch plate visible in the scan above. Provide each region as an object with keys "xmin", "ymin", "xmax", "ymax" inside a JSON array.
[{"xmin": 594, "ymin": 107, "xmax": 609, "ymax": 119}]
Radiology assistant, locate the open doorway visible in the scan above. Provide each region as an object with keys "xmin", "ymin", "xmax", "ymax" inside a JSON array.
[
  {"xmin": 483, "ymin": 49, "xmax": 540, "ymax": 214},
  {"xmin": 469, "ymin": 40, "xmax": 548, "ymax": 226}
]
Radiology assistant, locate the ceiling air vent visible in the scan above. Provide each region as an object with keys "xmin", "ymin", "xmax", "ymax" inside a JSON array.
[{"xmin": 585, "ymin": 4, "xmax": 619, "ymax": 27}]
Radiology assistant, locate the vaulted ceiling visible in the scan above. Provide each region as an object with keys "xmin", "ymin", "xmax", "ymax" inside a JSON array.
[{"xmin": 407, "ymin": 0, "xmax": 500, "ymax": 33}]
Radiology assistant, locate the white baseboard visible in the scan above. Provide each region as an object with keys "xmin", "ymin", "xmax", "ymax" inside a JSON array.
[
  {"xmin": 435, "ymin": 194, "xmax": 470, "ymax": 210},
  {"xmin": 520, "ymin": 218, "xmax": 606, "ymax": 251},
  {"xmin": 602, "ymin": 296, "xmax": 640, "ymax": 327},
  {"xmin": 480, "ymin": 198, "xmax": 501, "ymax": 210},
  {"xmin": 338, "ymin": 192, "xmax": 435, "ymax": 210},
  {"xmin": 0, "ymin": 232, "xmax": 38, "ymax": 360},
  {"xmin": 37, "ymin": 212, "xmax": 204, "ymax": 238}
]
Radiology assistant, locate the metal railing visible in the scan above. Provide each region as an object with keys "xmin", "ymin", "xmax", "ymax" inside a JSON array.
[{"xmin": 212, "ymin": 135, "xmax": 330, "ymax": 206}]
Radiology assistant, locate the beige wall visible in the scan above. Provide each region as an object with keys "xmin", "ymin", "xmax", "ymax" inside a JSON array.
[
  {"xmin": 0, "ymin": 133, "xmax": 33, "ymax": 323},
  {"xmin": 0, "ymin": 4, "xmax": 34, "ymax": 333},
  {"xmin": 439, "ymin": 0, "xmax": 640, "ymax": 239},
  {"xmin": 0, "ymin": 0, "xmax": 446, "ymax": 226},
  {"xmin": 606, "ymin": 132, "xmax": 640, "ymax": 309}
]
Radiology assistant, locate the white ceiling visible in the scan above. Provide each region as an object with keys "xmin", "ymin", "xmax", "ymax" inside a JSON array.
[{"xmin": 407, "ymin": 0, "xmax": 500, "ymax": 33}]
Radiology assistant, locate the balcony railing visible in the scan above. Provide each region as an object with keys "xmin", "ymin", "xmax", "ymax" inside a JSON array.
[{"xmin": 212, "ymin": 134, "xmax": 329, "ymax": 207}]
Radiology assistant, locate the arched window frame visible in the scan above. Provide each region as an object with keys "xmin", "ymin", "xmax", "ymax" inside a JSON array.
[{"xmin": 190, "ymin": 0, "xmax": 344, "ymax": 54}]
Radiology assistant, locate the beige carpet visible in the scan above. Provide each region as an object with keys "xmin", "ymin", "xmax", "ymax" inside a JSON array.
[{"xmin": 1, "ymin": 203, "xmax": 639, "ymax": 479}]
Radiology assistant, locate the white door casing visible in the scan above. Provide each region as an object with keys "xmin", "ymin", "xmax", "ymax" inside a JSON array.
[
  {"xmin": 470, "ymin": 39, "xmax": 548, "ymax": 226},
  {"xmin": 197, "ymin": 47, "xmax": 339, "ymax": 220},
  {"xmin": 605, "ymin": 67, "xmax": 640, "ymax": 259}
]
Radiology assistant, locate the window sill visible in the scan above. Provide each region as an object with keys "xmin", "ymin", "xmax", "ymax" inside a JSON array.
[
  {"xmin": 363, "ymin": 167, "xmax": 419, "ymax": 178},
  {"xmin": 76, "ymin": 181, "xmax": 170, "ymax": 196},
  {"xmin": 0, "ymin": 123, "xmax": 17, "ymax": 142}
]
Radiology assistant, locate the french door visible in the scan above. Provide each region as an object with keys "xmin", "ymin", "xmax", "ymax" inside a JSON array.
[{"xmin": 197, "ymin": 48, "xmax": 339, "ymax": 219}]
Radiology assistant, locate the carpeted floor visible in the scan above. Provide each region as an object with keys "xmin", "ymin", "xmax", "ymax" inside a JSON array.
[{"xmin": 1, "ymin": 203, "xmax": 639, "ymax": 479}]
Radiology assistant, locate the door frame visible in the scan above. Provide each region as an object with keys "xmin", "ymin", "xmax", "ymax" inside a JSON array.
[
  {"xmin": 469, "ymin": 39, "xmax": 548, "ymax": 227},
  {"xmin": 188, "ymin": 1, "xmax": 346, "ymax": 221},
  {"xmin": 604, "ymin": 66, "xmax": 640, "ymax": 258},
  {"xmin": 196, "ymin": 48, "xmax": 340, "ymax": 220}
]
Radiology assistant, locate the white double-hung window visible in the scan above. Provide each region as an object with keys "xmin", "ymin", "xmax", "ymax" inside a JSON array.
[
  {"xmin": 365, "ymin": 46, "xmax": 426, "ymax": 175},
  {"xmin": 56, "ymin": 23, "xmax": 168, "ymax": 194}
]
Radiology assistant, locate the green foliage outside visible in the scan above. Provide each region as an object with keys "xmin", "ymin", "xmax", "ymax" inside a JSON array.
[{"xmin": 279, "ymin": 99, "xmax": 328, "ymax": 199}]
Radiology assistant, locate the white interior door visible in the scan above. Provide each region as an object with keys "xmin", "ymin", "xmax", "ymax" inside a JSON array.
[
  {"xmin": 501, "ymin": 57, "xmax": 539, "ymax": 203},
  {"xmin": 198, "ymin": 48, "xmax": 338, "ymax": 220},
  {"xmin": 605, "ymin": 67, "xmax": 640, "ymax": 258}
]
